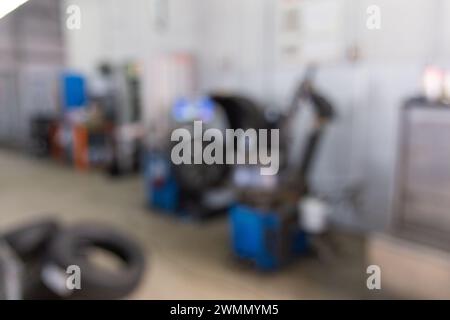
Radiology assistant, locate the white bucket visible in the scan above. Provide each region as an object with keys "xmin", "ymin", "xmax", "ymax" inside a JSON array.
[{"xmin": 299, "ymin": 197, "xmax": 331, "ymax": 234}]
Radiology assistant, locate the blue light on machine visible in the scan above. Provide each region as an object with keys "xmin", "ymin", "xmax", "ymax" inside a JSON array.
[{"xmin": 172, "ymin": 96, "xmax": 215, "ymax": 122}]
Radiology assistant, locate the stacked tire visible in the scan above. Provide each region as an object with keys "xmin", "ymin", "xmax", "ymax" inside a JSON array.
[{"xmin": 0, "ymin": 219, "xmax": 145, "ymax": 300}]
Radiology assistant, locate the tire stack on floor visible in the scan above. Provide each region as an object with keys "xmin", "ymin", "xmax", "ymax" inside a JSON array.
[{"xmin": 0, "ymin": 219, "xmax": 145, "ymax": 300}]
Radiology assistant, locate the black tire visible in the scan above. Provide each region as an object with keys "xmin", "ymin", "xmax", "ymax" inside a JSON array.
[
  {"xmin": 211, "ymin": 94, "xmax": 273, "ymax": 160},
  {"xmin": 46, "ymin": 224, "xmax": 145, "ymax": 300},
  {"xmin": 172, "ymin": 94, "xmax": 269, "ymax": 195},
  {"xmin": 0, "ymin": 219, "xmax": 61, "ymax": 300},
  {"xmin": 171, "ymin": 138, "xmax": 230, "ymax": 196},
  {"xmin": 2, "ymin": 219, "xmax": 59, "ymax": 261},
  {"xmin": 210, "ymin": 94, "xmax": 268, "ymax": 131}
]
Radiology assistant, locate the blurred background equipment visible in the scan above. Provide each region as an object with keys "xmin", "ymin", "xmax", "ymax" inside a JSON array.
[
  {"xmin": 395, "ymin": 98, "xmax": 450, "ymax": 243},
  {"xmin": 368, "ymin": 95, "xmax": 450, "ymax": 298},
  {"xmin": 230, "ymin": 67, "xmax": 335, "ymax": 270},
  {"xmin": 112, "ymin": 62, "xmax": 145, "ymax": 175},
  {"xmin": 26, "ymin": 64, "xmax": 146, "ymax": 175},
  {"xmin": 4, "ymin": 0, "xmax": 450, "ymax": 300},
  {"xmin": 29, "ymin": 113, "xmax": 58, "ymax": 157},
  {"xmin": 145, "ymin": 94, "xmax": 269, "ymax": 219}
]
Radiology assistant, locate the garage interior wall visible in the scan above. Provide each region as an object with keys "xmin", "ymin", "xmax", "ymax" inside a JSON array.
[
  {"xmin": 62, "ymin": 0, "xmax": 449, "ymax": 231},
  {"xmin": 0, "ymin": 0, "xmax": 64, "ymax": 147}
]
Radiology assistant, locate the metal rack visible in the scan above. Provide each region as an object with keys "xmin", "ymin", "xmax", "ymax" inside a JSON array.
[{"xmin": 394, "ymin": 99, "xmax": 450, "ymax": 249}]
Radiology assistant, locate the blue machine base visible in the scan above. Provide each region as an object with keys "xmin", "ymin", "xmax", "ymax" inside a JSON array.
[
  {"xmin": 230, "ymin": 204, "xmax": 308, "ymax": 271},
  {"xmin": 144, "ymin": 152, "xmax": 181, "ymax": 214}
]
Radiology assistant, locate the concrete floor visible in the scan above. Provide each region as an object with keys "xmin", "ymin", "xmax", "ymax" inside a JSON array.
[{"xmin": 0, "ymin": 149, "xmax": 372, "ymax": 299}]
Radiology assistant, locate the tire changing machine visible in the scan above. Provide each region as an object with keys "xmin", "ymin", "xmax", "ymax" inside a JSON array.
[{"xmin": 230, "ymin": 70, "xmax": 335, "ymax": 270}]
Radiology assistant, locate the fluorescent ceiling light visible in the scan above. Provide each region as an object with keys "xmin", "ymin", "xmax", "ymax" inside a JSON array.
[{"xmin": 0, "ymin": 0, "xmax": 30, "ymax": 20}]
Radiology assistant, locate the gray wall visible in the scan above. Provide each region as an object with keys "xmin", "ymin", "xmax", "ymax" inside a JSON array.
[{"xmin": 0, "ymin": 0, "xmax": 64, "ymax": 147}]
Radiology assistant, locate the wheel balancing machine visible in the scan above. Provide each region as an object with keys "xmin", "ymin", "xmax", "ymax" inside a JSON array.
[{"xmin": 145, "ymin": 95, "xmax": 268, "ymax": 219}]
